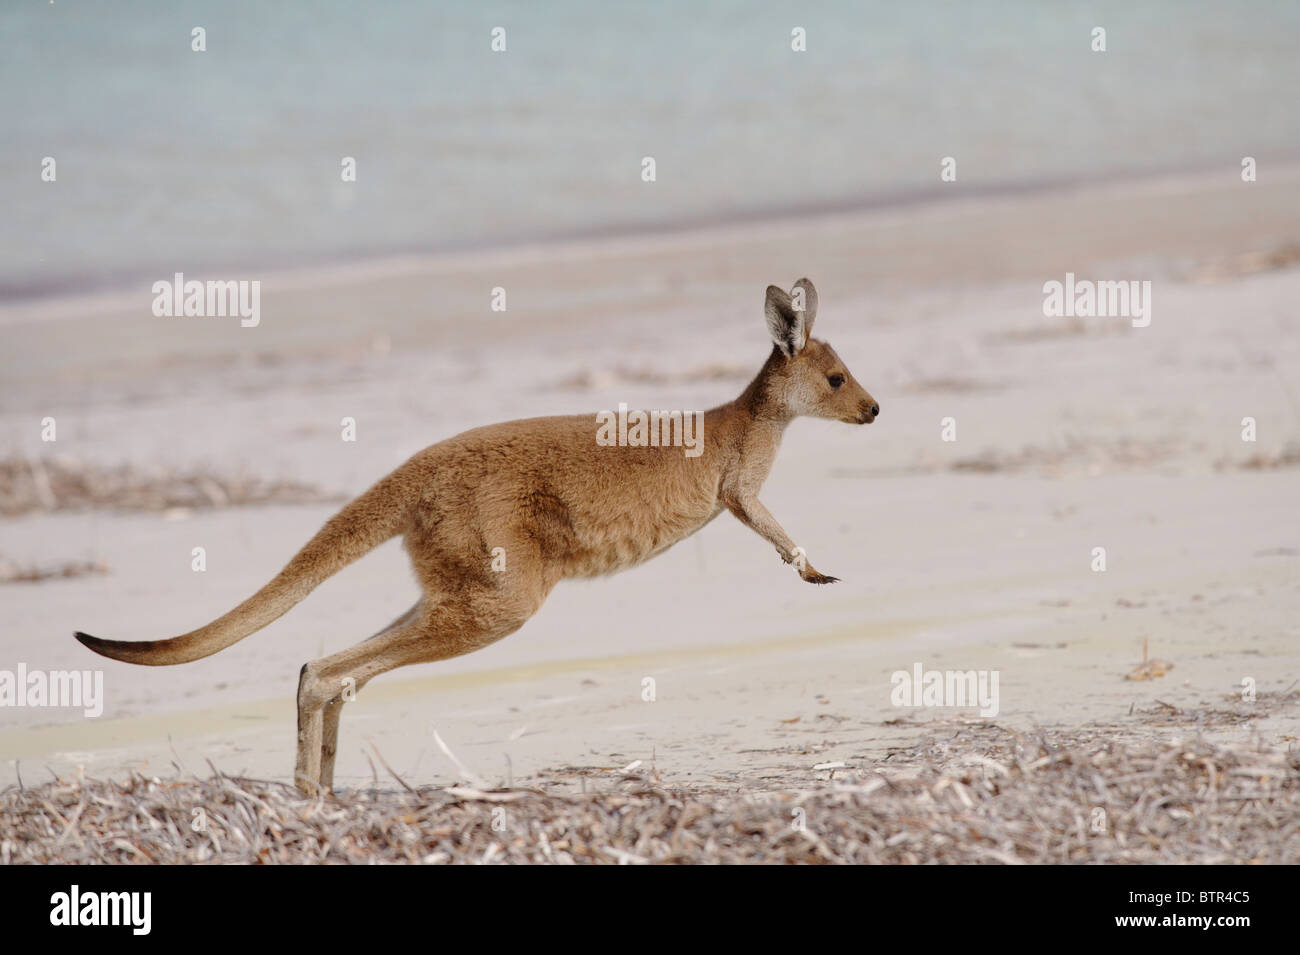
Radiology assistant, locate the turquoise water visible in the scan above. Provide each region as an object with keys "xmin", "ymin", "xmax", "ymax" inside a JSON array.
[{"xmin": 2, "ymin": 0, "xmax": 1298, "ymax": 298}]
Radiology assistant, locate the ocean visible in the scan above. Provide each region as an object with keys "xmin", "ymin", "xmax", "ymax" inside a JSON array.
[{"xmin": 2, "ymin": 0, "xmax": 1298, "ymax": 299}]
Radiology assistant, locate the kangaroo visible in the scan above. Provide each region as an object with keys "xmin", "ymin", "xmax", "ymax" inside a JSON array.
[{"xmin": 76, "ymin": 278, "xmax": 879, "ymax": 794}]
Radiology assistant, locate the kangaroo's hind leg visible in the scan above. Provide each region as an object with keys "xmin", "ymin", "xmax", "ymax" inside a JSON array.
[
  {"xmin": 295, "ymin": 571, "xmax": 554, "ymax": 796},
  {"xmin": 317, "ymin": 600, "xmax": 423, "ymax": 793}
]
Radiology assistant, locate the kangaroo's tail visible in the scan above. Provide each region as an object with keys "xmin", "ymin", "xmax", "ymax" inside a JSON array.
[{"xmin": 75, "ymin": 470, "xmax": 416, "ymax": 666}]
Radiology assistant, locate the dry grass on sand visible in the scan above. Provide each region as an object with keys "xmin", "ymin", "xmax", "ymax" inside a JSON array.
[
  {"xmin": 4, "ymin": 697, "xmax": 1296, "ymax": 865},
  {"xmin": 0, "ymin": 455, "xmax": 341, "ymax": 517}
]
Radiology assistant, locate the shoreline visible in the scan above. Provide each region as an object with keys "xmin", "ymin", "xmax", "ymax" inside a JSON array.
[{"xmin": 7, "ymin": 157, "xmax": 1300, "ymax": 324}]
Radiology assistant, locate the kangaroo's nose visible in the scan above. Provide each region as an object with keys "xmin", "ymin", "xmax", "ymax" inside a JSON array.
[{"xmin": 870, "ymin": 403, "xmax": 880, "ymax": 416}]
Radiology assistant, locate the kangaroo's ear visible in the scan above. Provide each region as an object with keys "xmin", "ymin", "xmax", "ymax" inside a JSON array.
[
  {"xmin": 765, "ymin": 285, "xmax": 807, "ymax": 357},
  {"xmin": 792, "ymin": 277, "xmax": 818, "ymax": 336}
]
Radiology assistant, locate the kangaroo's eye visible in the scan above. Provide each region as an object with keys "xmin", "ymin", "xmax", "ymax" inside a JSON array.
[{"xmin": 828, "ymin": 374, "xmax": 845, "ymax": 389}]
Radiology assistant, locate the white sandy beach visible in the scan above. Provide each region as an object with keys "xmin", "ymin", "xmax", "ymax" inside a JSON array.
[{"xmin": 2, "ymin": 168, "xmax": 1299, "ymax": 794}]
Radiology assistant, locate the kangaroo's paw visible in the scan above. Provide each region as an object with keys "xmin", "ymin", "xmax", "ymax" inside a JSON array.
[{"xmin": 800, "ymin": 568, "xmax": 839, "ymax": 584}]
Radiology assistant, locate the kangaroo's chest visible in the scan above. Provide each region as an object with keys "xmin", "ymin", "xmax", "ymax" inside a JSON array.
[{"xmin": 721, "ymin": 427, "xmax": 784, "ymax": 501}]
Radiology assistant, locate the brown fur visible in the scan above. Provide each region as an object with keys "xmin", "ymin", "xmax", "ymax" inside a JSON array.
[{"xmin": 75, "ymin": 278, "xmax": 879, "ymax": 794}]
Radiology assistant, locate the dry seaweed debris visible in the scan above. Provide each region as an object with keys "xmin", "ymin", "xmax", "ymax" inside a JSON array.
[
  {"xmin": 3, "ymin": 727, "xmax": 1295, "ymax": 865},
  {"xmin": 0, "ymin": 455, "xmax": 344, "ymax": 516},
  {"xmin": 0, "ymin": 557, "xmax": 109, "ymax": 584},
  {"xmin": 1217, "ymin": 442, "xmax": 1300, "ymax": 471},
  {"xmin": 1187, "ymin": 243, "xmax": 1300, "ymax": 284},
  {"xmin": 551, "ymin": 363, "xmax": 750, "ymax": 392},
  {"xmin": 950, "ymin": 435, "xmax": 1187, "ymax": 476},
  {"xmin": 833, "ymin": 434, "xmax": 1194, "ymax": 480}
]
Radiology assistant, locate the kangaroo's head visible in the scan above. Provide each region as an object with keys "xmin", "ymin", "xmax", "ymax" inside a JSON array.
[{"xmin": 758, "ymin": 278, "xmax": 879, "ymax": 424}]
